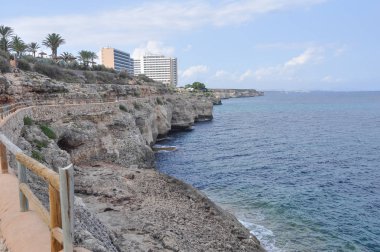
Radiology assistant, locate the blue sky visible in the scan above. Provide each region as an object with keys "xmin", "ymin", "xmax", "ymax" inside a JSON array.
[{"xmin": 1, "ymin": 0, "xmax": 379, "ymax": 91}]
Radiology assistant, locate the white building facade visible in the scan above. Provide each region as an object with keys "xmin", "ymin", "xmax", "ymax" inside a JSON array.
[{"xmin": 133, "ymin": 55, "xmax": 178, "ymax": 86}]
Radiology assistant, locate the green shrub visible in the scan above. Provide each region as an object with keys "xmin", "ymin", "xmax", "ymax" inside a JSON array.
[
  {"xmin": 34, "ymin": 62, "xmax": 64, "ymax": 79},
  {"xmin": 31, "ymin": 150, "xmax": 44, "ymax": 162},
  {"xmin": 61, "ymin": 69, "xmax": 81, "ymax": 83},
  {"xmin": 138, "ymin": 74, "xmax": 154, "ymax": 82},
  {"xmin": 33, "ymin": 139, "xmax": 49, "ymax": 150},
  {"xmin": 17, "ymin": 58, "xmax": 31, "ymax": 71},
  {"xmin": 96, "ymin": 71, "xmax": 115, "ymax": 83},
  {"xmin": 21, "ymin": 55, "xmax": 38, "ymax": 64},
  {"xmin": 119, "ymin": 104, "xmax": 128, "ymax": 112},
  {"xmin": 84, "ymin": 71, "xmax": 96, "ymax": 83},
  {"xmin": 133, "ymin": 101, "xmax": 143, "ymax": 110},
  {"xmin": 39, "ymin": 124, "xmax": 57, "ymax": 139},
  {"xmin": 92, "ymin": 64, "xmax": 116, "ymax": 73},
  {"xmin": 118, "ymin": 71, "xmax": 129, "ymax": 79},
  {"xmin": 156, "ymin": 97, "xmax": 164, "ymax": 105},
  {"xmin": 0, "ymin": 56, "xmax": 10, "ymax": 73},
  {"xmin": 134, "ymin": 89, "xmax": 141, "ymax": 97},
  {"xmin": 23, "ymin": 116, "xmax": 33, "ymax": 126}
]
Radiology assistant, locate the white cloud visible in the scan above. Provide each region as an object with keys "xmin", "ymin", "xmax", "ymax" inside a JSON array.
[
  {"xmin": 2, "ymin": 0, "xmax": 327, "ymax": 51},
  {"xmin": 251, "ymin": 47, "xmax": 325, "ymax": 81},
  {"xmin": 182, "ymin": 65, "xmax": 208, "ymax": 78},
  {"xmin": 284, "ymin": 47, "xmax": 324, "ymax": 68},
  {"xmin": 132, "ymin": 41, "xmax": 175, "ymax": 59},
  {"xmin": 239, "ymin": 70, "xmax": 254, "ymax": 81}
]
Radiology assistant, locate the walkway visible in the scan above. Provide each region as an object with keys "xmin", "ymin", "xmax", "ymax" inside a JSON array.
[{"xmin": 0, "ymin": 174, "xmax": 50, "ymax": 252}]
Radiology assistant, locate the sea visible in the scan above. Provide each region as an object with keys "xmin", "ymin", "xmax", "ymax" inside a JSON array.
[{"xmin": 155, "ymin": 91, "xmax": 380, "ymax": 252}]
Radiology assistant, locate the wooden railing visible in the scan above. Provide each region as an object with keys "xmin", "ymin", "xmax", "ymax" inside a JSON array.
[{"xmin": 0, "ymin": 133, "xmax": 74, "ymax": 252}]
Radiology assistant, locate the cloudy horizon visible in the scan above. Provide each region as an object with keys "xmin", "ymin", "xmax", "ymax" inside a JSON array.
[{"xmin": 1, "ymin": 0, "xmax": 379, "ymax": 91}]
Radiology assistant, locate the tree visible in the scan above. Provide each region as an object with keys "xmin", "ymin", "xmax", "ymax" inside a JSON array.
[
  {"xmin": 88, "ymin": 51, "xmax": 98, "ymax": 67},
  {"xmin": 60, "ymin": 52, "xmax": 76, "ymax": 64},
  {"xmin": 11, "ymin": 36, "xmax": 27, "ymax": 57},
  {"xmin": 78, "ymin": 50, "xmax": 92, "ymax": 67},
  {"xmin": 0, "ymin": 25, "xmax": 14, "ymax": 52},
  {"xmin": 192, "ymin": 82, "xmax": 206, "ymax": 90},
  {"xmin": 28, "ymin": 42, "xmax": 40, "ymax": 57},
  {"xmin": 185, "ymin": 82, "xmax": 207, "ymax": 90},
  {"xmin": 42, "ymin": 33, "xmax": 65, "ymax": 58}
]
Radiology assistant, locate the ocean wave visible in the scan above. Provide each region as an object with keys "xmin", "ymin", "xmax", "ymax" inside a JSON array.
[{"xmin": 239, "ymin": 219, "xmax": 282, "ymax": 252}]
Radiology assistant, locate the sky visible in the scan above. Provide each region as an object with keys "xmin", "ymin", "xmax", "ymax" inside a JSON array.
[{"xmin": 1, "ymin": 0, "xmax": 379, "ymax": 91}]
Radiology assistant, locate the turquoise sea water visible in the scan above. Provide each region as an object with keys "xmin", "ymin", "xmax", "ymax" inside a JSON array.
[{"xmin": 155, "ymin": 92, "xmax": 380, "ymax": 252}]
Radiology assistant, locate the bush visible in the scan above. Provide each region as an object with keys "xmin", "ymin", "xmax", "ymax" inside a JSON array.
[
  {"xmin": 138, "ymin": 74, "xmax": 154, "ymax": 82},
  {"xmin": 84, "ymin": 71, "xmax": 96, "ymax": 83},
  {"xmin": 0, "ymin": 56, "xmax": 10, "ymax": 73},
  {"xmin": 134, "ymin": 89, "xmax": 141, "ymax": 97},
  {"xmin": 61, "ymin": 69, "xmax": 81, "ymax": 83},
  {"xmin": 34, "ymin": 62, "xmax": 64, "ymax": 79},
  {"xmin": 17, "ymin": 58, "xmax": 32, "ymax": 71},
  {"xmin": 96, "ymin": 71, "xmax": 115, "ymax": 83},
  {"xmin": 23, "ymin": 116, "xmax": 33, "ymax": 126},
  {"xmin": 119, "ymin": 104, "xmax": 128, "ymax": 112},
  {"xmin": 21, "ymin": 55, "xmax": 38, "ymax": 64},
  {"xmin": 118, "ymin": 71, "xmax": 129, "ymax": 79},
  {"xmin": 33, "ymin": 139, "xmax": 49, "ymax": 150},
  {"xmin": 31, "ymin": 150, "xmax": 44, "ymax": 162},
  {"xmin": 39, "ymin": 124, "xmax": 57, "ymax": 139},
  {"xmin": 92, "ymin": 64, "xmax": 116, "ymax": 73},
  {"xmin": 156, "ymin": 97, "xmax": 164, "ymax": 105},
  {"xmin": 133, "ymin": 101, "xmax": 143, "ymax": 110}
]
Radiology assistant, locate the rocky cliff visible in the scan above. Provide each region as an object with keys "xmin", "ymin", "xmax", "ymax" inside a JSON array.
[
  {"xmin": 210, "ymin": 89, "xmax": 264, "ymax": 99},
  {"xmin": 1, "ymin": 70, "xmax": 264, "ymax": 251}
]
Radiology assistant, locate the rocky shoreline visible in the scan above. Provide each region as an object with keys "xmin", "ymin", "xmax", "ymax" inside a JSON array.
[
  {"xmin": 1, "ymin": 70, "xmax": 265, "ymax": 251},
  {"xmin": 210, "ymin": 89, "xmax": 264, "ymax": 101}
]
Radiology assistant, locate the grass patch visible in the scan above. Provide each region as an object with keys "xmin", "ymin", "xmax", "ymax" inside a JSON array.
[
  {"xmin": 31, "ymin": 150, "xmax": 44, "ymax": 162},
  {"xmin": 39, "ymin": 124, "xmax": 57, "ymax": 139},
  {"xmin": 23, "ymin": 116, "xmax": 33, "ymax": 126},
  {"xmin": 33, "ymin": 139, "xmax": 49, "ymax": 150}
]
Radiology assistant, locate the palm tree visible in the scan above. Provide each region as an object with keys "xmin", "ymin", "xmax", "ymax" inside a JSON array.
[
  {"xmin": 11, "ymin": 36, "xmax": 27, "ymax": 57},
  {"xmin": 0, "ymin": 25, "xmax": 14, "ymax": 52},
  {"xmin": 89, "ymin": 51, "xmax": 98, "ymax": 67},
  {"xmin": 28, "ymin": 42, "xmax": 40, "ymax": 57},
  {"xmin": 78, "ymin": 50, "xmax": 92, "ymax": 67},
  {"xmin": 60, "ymin": 52, "xmax": 76, "ymax": 64},
  {"xmin": 42, "ymin": 33, "xmax": 65, "ymax": 58}
]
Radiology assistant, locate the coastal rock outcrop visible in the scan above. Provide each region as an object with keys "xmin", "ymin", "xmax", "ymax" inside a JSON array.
[
  {"xmin": 1, "ymin": 70, "xmax": 264, "ymax": 251},
  {"xmin": 211, "ymin": 88, "xmax": 264, "ymax": 99}
]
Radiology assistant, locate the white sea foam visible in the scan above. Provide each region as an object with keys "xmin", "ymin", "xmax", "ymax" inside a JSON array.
[{"xmin": 239, "ymin": 219, "xmax": 282, "ymax": 252}]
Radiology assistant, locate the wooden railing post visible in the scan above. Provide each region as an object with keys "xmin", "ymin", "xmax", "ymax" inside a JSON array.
[
  {"xmin": 49, "ymin": 184, "xmax": 63, "ymax": 252},
  {"xmin": 17, "ymin": 161, "xmax": 29, "ymax": 211},
  {"xmin": 59, "ymin": 164, "xmax": 74, "ymax": 252},
  {"xmin": 0, "ymin": 142, "xmax": 8, "ymax": 174}
]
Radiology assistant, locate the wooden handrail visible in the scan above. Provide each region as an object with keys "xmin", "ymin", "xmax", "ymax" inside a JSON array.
[{"xmin": 0, "ymin": 132, "xmax": 75, "ymax": 252}]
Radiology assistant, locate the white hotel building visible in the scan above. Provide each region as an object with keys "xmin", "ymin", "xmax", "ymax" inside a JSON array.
[{"xmin": 133, "ymin": 55, "xmax": 178, "ymax": 87}]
